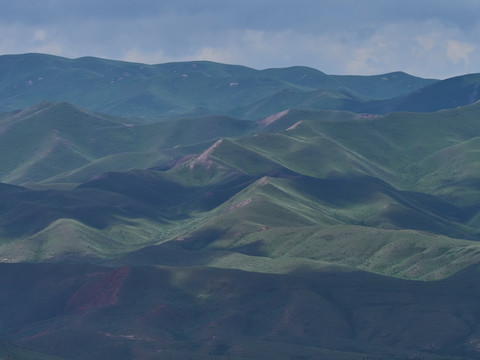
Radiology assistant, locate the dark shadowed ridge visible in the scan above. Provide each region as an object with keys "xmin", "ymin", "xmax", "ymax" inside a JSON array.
[
  {"xmin": 1, "ymin": 262, "xmax": 480, "ymax": 359},
  {"xmin": 360, "ymin": 73, "xmax": 480, "ymax": 113}
]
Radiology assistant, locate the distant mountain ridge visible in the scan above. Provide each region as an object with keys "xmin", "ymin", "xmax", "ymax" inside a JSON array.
[{"xmin": 0, "ymin": 53, "xmax": 438, "ymax": 119}]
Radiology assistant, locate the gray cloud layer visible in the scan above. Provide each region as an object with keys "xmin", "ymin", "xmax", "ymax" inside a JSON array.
[{"xmin": 1, "ymin": 0, "xmax": 480, "ymax": 78}]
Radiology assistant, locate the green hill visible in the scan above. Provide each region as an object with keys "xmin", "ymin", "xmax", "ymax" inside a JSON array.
[
  {"xmin": 0, "ymin": 102, "xmax": 255, "ymax": 184},
  {"xmin": 2, "ymin": 131, "xmax": 480, "ymax": 281},
  {"xmin": 2, "ymin": 101, "xmax": 480, "ymax": 278},
  {"xmin": 3, "ymin": 54, "xmax": 480, "ymax": 360},
  {"xmin": 0, "ymin": 53, "xmax": 437, "ymax": 119},
  {"xmin": 247, "ymin": 103, "xmax": 480, "ymax": 205},
  {"xmin": 332, "ymin": 71, "xmax": 438, "ymax": 100},
  {"xmin": 361, "ymin": 73, "xmax": 480, "ymax": 114}
]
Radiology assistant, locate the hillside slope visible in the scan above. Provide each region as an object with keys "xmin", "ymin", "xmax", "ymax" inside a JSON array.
[
  {"xmin": 2, "ymin": 263, "xmax": 480, "ymax": 360},
  {"xmin": 2, "ymin": 102, "xmax": 480, "ymax": 277},
  {"xmin": 0, "ymin": 102, "xmax": 255, "ymax": 184},
  {"xmin": 361, "ymin": 73, "xmax": 480, "ymax": 114}
]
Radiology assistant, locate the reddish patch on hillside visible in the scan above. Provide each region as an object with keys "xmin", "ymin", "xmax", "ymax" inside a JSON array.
[
  {"xmin": 190, "ymin": 139, "xmax": 223, "ymax": 169},
  {"xmin": 257, "ymin": 176, "xmax": 269, "ymax": 186},
  {"xmin": 165, "ymin": 154, "xmax": 197, "ymax": 169},
  {"xmin": 269, "ymin": 304, "xmax": 307, "ymax": 338},
  {"xmin": 286, "ymin": 120, "xmax": 302, "ymax": 131},
  {"xmin": 66, "ymin": 267, "xmax": 130, "ymax": 314},
  {"xmin": 227, "ymin": 198, "xmax": 251, "ymax": 211},
  {"xmin": 259, "ymin": 109, "xmax": 290, "ymax": 127}
]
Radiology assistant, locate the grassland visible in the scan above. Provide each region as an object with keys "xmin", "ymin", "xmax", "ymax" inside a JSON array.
[
  {"xmin": 2, "ymin": 100, "xmax": 480, "ymax": 282},
  {"xmin": 2, "ymin": 54, "xmax": 480, "ymax": 359}
]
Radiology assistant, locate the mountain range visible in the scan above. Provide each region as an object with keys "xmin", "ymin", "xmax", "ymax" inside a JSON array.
[{"xmin": 1, "ymin": 53, "xmax": 480, "ymax": 359}]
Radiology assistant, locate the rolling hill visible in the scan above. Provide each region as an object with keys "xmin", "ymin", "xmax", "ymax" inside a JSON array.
[
  {"xmin": 0, "ymin": 102, "xmax": 255, "ymax": 184},
  {"xmin": 2, "ymin": 102, "xmax": 480, "ymax": 281},
  {"xmin": 2, "ymin": 54, "xmax": 480, "ymax": 359},
  {"xmin": 0, "ymin": 53, "xmax": 437, "ymax": 120},
  {"xmin": 363, "ymin": 73, "xmax": 480, "ymax": 114}
]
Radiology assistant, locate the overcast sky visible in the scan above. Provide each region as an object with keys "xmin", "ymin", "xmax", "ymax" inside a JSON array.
[{"xmin": 1, "ymin": 0, "xmax": 480, "ymax": 79}]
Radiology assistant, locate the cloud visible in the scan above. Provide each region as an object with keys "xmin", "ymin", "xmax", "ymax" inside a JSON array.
[
  {"xmin": 447, "ymin": 40, "xmax": 475, "ymax": 64},
  {"xmin": 329, "ymin": 20, "xmax": 480, "ymax": 78},
  {"xmin": 123, "ymin": 48, "xmax": 174, "ymax": 64},
  {"xmin": 1, "ymin": 1, "xmax": 480, "ymax": 78},
  {"xmin": 33, "ymin": 29, "xmax": 47, "ymax": 42}
]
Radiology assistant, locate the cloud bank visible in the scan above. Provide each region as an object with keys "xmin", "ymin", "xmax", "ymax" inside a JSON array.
[{"xmin": 1, "ymin": 0, "xmax": 480, "ymax": 78}]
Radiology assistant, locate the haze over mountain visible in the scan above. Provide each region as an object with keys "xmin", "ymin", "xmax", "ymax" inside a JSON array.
[{"xmin": 2, "ymin": 54, "xmax": 480, "ymax": 359}]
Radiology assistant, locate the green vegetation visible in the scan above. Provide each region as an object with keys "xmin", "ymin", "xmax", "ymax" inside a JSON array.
[
  {"xmin": 331, "ymin": 71, "xmax": 438, "ymax": 99},
  {"xmin": 2, "ymin": 54, "xmax": 480, "ymax": 359},
  {"xmin": 2, "ymin": 102, "xmax": 480, "ymax": 281},
  {"xmin": 0, "ymin": 53, "xmax": 438, "ymax": 120},
  {"xmin": 0, "ymin": 102, "xmax": 254, "ymax": 184},
  {"xmin": 3, "ymin": 100, "xmax": 480, "ymax": 279}
]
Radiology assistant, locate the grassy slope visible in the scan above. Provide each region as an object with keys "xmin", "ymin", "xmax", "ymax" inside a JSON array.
[
  {"xmin": 2, "ymin": 155, "xmax": 477, "ymax": 280},
  {"xmin": 0, "ymin": 102, "xmax": 138, "ymax": 183},
  {"xmin": 3, "ymin": 103, "xmax": 480, "ymax": 280},
  {"xmin": 250, "ymin": 104, "xmax": 480, "ymax": 205},
  {"xmin": 147, "ymin": 106, "xmax": 480, "ymax": 279},
  {"xmin": 167, "ymin": 174, "xmax": 480, "ymax": 280},
  {"xmin": 0, "ymin": 102, "xmax": 255, "ymax": 184},
  {"xmin": 61, "ymin": 128, "xmax": 479, "ymax": 280}
]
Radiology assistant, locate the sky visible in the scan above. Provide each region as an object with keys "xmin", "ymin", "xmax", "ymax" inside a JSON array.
[{"xmin": 1, "ymin": 0, "xmax": 480, "ymax": 79}]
